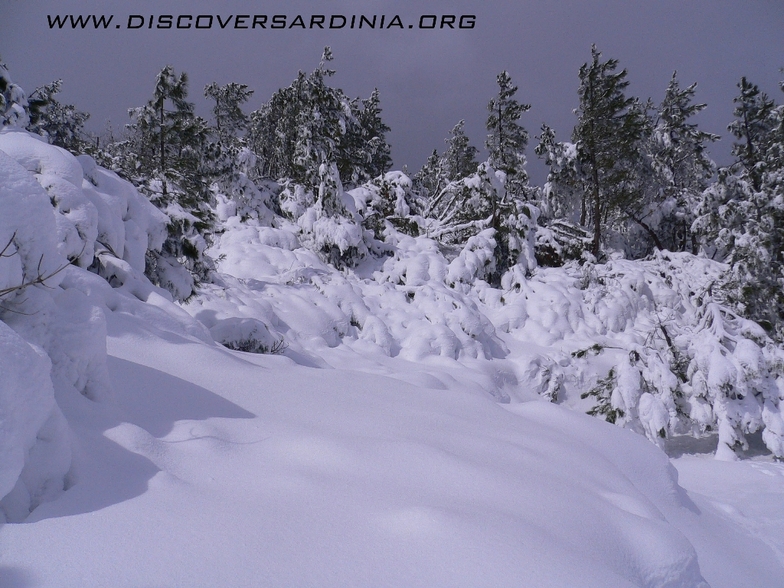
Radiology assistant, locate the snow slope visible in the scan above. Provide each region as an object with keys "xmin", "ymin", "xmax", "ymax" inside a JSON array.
[
  {"xmin": 1, "ymin": 307, "xmax": 705, "ymax": 587},
  {"xmin": 1, "ymin": 302, "xmax": 782, "ymax": 587},
  {"xmin": 2, "ymin": 129, "xmax": 784, "ymax": 586}
]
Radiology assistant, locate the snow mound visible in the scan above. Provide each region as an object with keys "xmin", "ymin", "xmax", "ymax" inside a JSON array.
[{"xmin": 0, "ymin": 128, "xmax": 190, "ymax": 520}]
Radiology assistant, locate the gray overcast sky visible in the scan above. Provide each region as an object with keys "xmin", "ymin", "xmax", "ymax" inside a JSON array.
[{"xmin": 1, "ymin": 0, "xmax": 783, "ymax": 184}]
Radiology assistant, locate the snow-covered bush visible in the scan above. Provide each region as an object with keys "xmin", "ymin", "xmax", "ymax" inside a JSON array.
[
  {"xmin": 352, "ymin": 171, "xmax": 423, "ymax": 239},
  {"xmin": 496, "ymin": 251, "xmax": 784, "ymax": 459},
  {"xmin": 0, "ymin": 120, "xmax": 173, "ymax": 519},
  {"xmin": 0, "ymin": 61, "xmax": 29, "ymax": 128}
]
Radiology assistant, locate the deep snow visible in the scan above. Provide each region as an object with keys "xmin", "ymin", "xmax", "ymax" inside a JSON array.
[{"xmin": 1, "ymin": 128, "xmax": 784, "ymax": 587}]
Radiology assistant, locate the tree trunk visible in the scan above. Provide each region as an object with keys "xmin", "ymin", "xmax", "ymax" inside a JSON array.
[
  {"xmin": 627, "ymin": 210, "xmax": 665, "ymax": 251},
  {"xmin": 591, "ymin": 164, "xmax": 600, "ymax": 256},
  {"xmin": 160, "ymin": 100, "xmax": 167, "ymax": 195}
]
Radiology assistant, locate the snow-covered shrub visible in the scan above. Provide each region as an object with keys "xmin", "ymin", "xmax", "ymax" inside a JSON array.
[
  {"xmin": 212, "ymin": 148, "xmax": 277, "ymax": 225},
  {"xmin": 276, "ymin": 163, "xmax": 381, "ymax": 269},
  {"xmin": 499, "ymin": 251, "xmax": 784, "ymax": 458},
  {"xmin": 210, "ymin": 317, "xmax": 286, "ymax": 354},
  {"xmin": 0, "ymin": 61, "xmax": 29, "ymax": 128},
  {"xmin": 352, "ymin": 171, "xmax": 423, "ymax": 240},
  {"xmin": 446, "ymin": 229, "xmax": 497, "ymax": 289},
  {"xmin": 425, "ymin": 161, "xmax": 538, "ymax": 286},
  {"xmin": 0, "ymin": 121, "xmax": 176, "ymax": 519},
  {"xmin": 535, "ymin": 220, "xmax": 592, "ymax": 267}
]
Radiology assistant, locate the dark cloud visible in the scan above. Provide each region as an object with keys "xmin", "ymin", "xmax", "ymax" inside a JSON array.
[{"xmin": 1, "ymin": 0, "xmax": 782, "ymax": 183}]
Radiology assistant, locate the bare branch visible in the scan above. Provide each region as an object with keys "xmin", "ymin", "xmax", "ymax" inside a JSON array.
[
  {"xmin": 0, "ymin": 231, "xmax": 17, "ymax": 258},
  {"xmin": 0, "ymin": 258, "xmax": 70, "ymax": 299}
]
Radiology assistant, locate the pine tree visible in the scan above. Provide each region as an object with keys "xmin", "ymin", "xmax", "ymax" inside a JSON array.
[
  {"xmin": 534, "ymin": 124, "xmax": 593, "ymax": 265},
  {"xmin": 695, "ymin": 77, "xmax": 784, "ymax": 339},
  {"xmin": 204, "ymin": 82, "xmax": 253, "ymax": 182},
  {"xmin": 202, "ymin": 82, "xmax": 273, "ymax": 221},
  {"xmin": 573, "ymin": 46, "xmax": 647, "ymax": 256},
  {"xmin": 729, "ymin": 77, "xmax": 778, "ymax": 192},
  {"xmin": 423, "ymin": 74, "xmax": 537, "ymax": 284},
  {"xmin": 535, "ymin": 123, "xmax": 581, "ymax": 222},
  {"xmin": 415, "ymin": 121, "xmax": 478, "ymax": 212},
  {"xmin": 26, "ymin": 80, "xmax": 91, "ymax": 153},
  {"xmin": 349, "ymin": 88, "xmax": 392, "ymax": 183},
  {"xmin": 441, "ymin": 120, "xmax": 478, "ymax": 182},
  {"xmin": 414, "ymin": 148, "xmax": 444, "ymax": 200},
  {"xmin": 645, "ymin": 73, "xmax": 719, "ymax": 252},
  {"xmin": 0, "ymin": 59, "xmax": 29, "ymax": 128},
  {"xmin": 120, "ymin": 66, "xmax": 210, "ymax": 203},
  {"xmin": 116, "ymin": 65, "xmax": 213, "ymax": 300},
  {"xmin": 249, "ymin": 48, "xmax": 391, "ymax": 193},
  {"xmin": 204, "ymin": 82, "xmax": 253, "ymax": 149},
  {"xmin": 486, "ymin": 71, "xmax": 530, "ymax": 198}
]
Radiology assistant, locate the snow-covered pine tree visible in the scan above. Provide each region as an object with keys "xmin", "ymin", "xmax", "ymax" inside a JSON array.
[
  {"xmin": 250, "ymin": 49, "xmax": 379, "ymax": 268},
  {"xmin": 486, "ymin": 71, "xmax": 530, "ymax": 198},
  {"xmin": 250, "ymin": 47, "xmax": 390, "ymax": 194},
  {"xmin": 643, "ymin": 73, "xmax": 719, "ymax": 253},
  {"xmin": 729, "ymin": 77, "xmax": 779, "ymax": 192},
  {"xmin": 415, "ymin": 121, "xmax": 478, "ymax": 214},
  {"xmin": 538, "ymin": 69, "xmax": 716, "ymax": 260},
  {"xmin": 202, "ymin": 82, "xmax": 273, "ymax": 221},
  {"xmin": 204, "ymin": 81, "xmax": 253, "ymax": 159},
  {"xmin": 116, "ymin": 65, "xmax": 213, "ymax": 300},
  {"xmin": 289, "ymin": 48, "xmax": 352, "ymax": 218},
  {"xmin": 483, "ymin": 71, "xmax": 537, "ymax": 282},
  {"xmin": 340, "ymin": 88, "xmax": 392, "ymax": 187},
  {"xmin": 534, "ymin": 125, "xmax": 592, "ymax": 265},
  {"xmin": 247, "ymin": 70, "xmax": 305, "ymax": 182},
  {"xmin": 573, "ymin": 46, "xmax": 647, "ymax": 257},
  {"xmin": 0, "ymin": 59, "xmax": 28, "ymax": 128},
  {"xmin": 423, "ymin": 124, "xmax": 484, "ymax": 241},
  {"xmin": 413, "ymin": 148, "xmax": 444, "ymax": 201},
  {"xmin": 423, "ymin": 74, "xmax": 538, "ymax": 285},
  {"xmin": 695, "ymin": 77, "xmax": 784, "ymax": 340},
  {"xmin": 25, "ymin": 80, "xmax": 90, "ymax": 154},
  {"xmin": 441, "ymin": 120, "xmax": 479, "ymax": 183}
]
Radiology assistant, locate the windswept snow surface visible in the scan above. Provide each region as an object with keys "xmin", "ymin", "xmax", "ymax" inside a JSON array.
[{"xmin": 1, "ymin": 130, "xmax": 784, "ymax": 586}]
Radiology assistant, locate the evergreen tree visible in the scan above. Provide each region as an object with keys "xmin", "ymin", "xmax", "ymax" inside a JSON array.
[
  {"xmin": 116, "ymin": 65, "xmax": 213, "ymax": 300},
  {"xmin": 120, "ymin": 66, "xmax": 210, "ymax": 203},
  {"xmin": 248, "ymin": 71, "xmax": 306, "ymax": 182},
  {"xmin": 415, "ymin": 121, "xmax": 478, "ymax": 212},
  {"xmin": 0, "ymin": 59, "xmax": 29, "ymax": 128},
  {"xmin": 534, "ymin": 124, "xmax": 593, "ymax": 265},
  {"xmin": 202, "ymin": 82, "xmax": 273, "ymax": 221},
  {"xmin": 486, "ymin": 71, "xmax": 530, "ymax": 197},
  {"xmin": 204, "ymin": 81, "xmax": 252, "ymax": 184},
  {"xmin": 729, "ymin": 77, "xmax": 778, "ymax": 192},
  {"xmin": 573, "ymin": 46, "xmax": 646, "ymax": 256},
  {"xmin": 441, "ymin": 120, "xmax": 479, "ymax": 182},
  {"xmin": 535, "ymin": 123, "xmax": 582, "ymax": 223},
  {"xmin": 204, "ymin": 82, "xmax": 253, "ymax": 150},
  {"xmin": 347, "ymin": 88, "xmax": 392, "ymax": 184},
  {"xmin": 26, "ymin": 80, "xmax": 91, "ymax": 153},
  {"xmin": 645, "ymin": 73, "xmax": 719, "ymax": 252},
  {"xmin": 695, "ymin": 77, "xmax": 784, "ymax": 339},
  {"xmin": 249, "ymin": 48, "xmax": 390, "ymax": 191},
  {"xmin": 423, "ymin": 74, "xmax": 537, "ymax": 285},
  {"xmin": 413, "ymin": 148, "xmax": 443, "ymax": 200}
]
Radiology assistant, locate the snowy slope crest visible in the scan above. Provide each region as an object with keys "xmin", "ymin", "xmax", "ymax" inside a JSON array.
[{"xmin": 0, "ymin": 129, "xmax": 191, "ymax": 521}]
